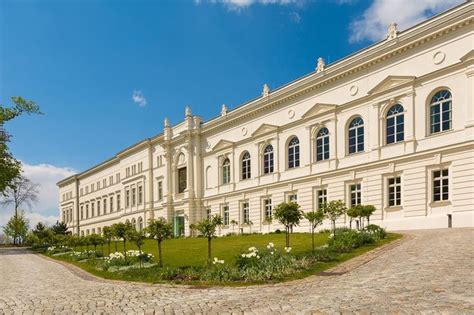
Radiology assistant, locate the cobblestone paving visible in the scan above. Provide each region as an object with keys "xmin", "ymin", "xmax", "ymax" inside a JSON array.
[{"xmin": 1, "ymin": 228, "xmax": 473, "ymax": 314}]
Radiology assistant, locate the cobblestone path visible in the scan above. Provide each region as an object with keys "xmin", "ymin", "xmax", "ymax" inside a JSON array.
[{"xmin": 1, "ymin": 228, "xmax": 473, "ymax": 314}]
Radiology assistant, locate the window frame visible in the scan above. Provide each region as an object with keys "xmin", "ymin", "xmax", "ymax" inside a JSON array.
[
  {"xmin": 386, "ymin": 104, "xmax": 405, "ymax": 145},
  {"xmin": 263, "ymin": 144, "xmax": 274, "ymax": 175},
  {"xmin": 241, "ymin": 151, "xmax": 251, "ymax": 180},
  {"xmin": 316, "ymin": 127, "xmax": 330, "ymax": 161},
  {"xmin": 287, "ymin": 136, "xmax": 300, "ymax": 169},
  {"xmin": 429, "ymin": 89, "xmax": 452, "ymax": 135},
  {"xmin": 433, "ymin": 168, "xmax": 449, "ymax": 202},
  {"xmin": 348, "ymin": 117, "xmax": 365, "ymax": 155},
  {"xmin": 222, "ymin": 158, "xmax": 231, "ymax": 185},
  {"xmin": 387, "ymin": 176, "xmax": 402, "ymax": 207}
]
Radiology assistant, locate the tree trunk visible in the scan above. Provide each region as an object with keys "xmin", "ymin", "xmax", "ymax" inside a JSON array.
[
  {"xmin": 367, "ymin": 216, "xmax": 370, "ymax": 226},
  {"xmin": 332, "ymin": 220, "xmax": 336, "ymax": 240},
  {"xmin": 139, "ymin": 246, "xmax": 142, "ymax": 268},
  {"xmin": 349, "ymin": 219, "xmax": 352, "ymax": 229},
  {"xmin": 207, "ymin": 236, "xmax": 212, "ymax": 264},
  {"xmin": 311, "ymin": 227, "xmax": 315, "ymax": 253},
  {"xmin": 123, "ymin": 239, "xmax": 126, "ymax": 256},
  {"xmin": 114, "ymin": 241, "xmax": 118, "ymax": 252},
  {"xmin": 285, "ymin": 226, "xmax": 290, "ymax": 247},
  {"xmin": 158, "ymin": 240, "xmax": 163, "ymax": 267},
  {"xmin": 108, "ymin": 241, "xmax": 111, "ymax": 256}
]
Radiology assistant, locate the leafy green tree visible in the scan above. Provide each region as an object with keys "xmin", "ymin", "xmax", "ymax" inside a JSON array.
[
  {"xmin": 126, "ymin": 229, "xmax": 147, "ymax": 267},
  {"xmin": 102, "ymin": 226, "xmax": 113, "ymax": 255},
  {"xmin": 146, "ymin": 218, "xmax": 173, "ymax": 267},
  {"xmin": 88, "ymin": 234, "xmax": 104, "ymax": 255},
  {"xmin": 194, "ymin": 215, "xmax": 223, "ymax": 264},
  {"xmin": 304, "ymin": 209, "xmax": 325, "ymax": 253},
  {"xmin": 347, "ymin": 205, "xmax": 361, "ymax": 229},
  {"xmin": 0, "ymin": 97, "xmax": 41, "ymax": 195},
  {"xmin": 112, "ymin": 222, "xmax": 133, "ymax": 256},
  {"xmin": 3, "ymin": 211, "xmax": 29, "ymax": 244},
  {"xmin": 273, "ymin": 202, "xmax": 303, "ymax": 247},
  {"xmin": 322, "ymin": 200, "xmax": 347, "ymax": 238},
  {"xmin": 52, "ymin": 221, "xmax": 70, "ymax": 235},
  {"xmin": 361, "ymin": 205, "xmax": 376, "ymax": 227},
  {"xmin": 230, "ymin": 219, "xmax": 238, "ymax": 233}
]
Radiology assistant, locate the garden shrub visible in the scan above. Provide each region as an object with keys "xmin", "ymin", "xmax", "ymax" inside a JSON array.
[{"xmin": 363, "ymin": 224, "xmax": 387, "ymax": 241}]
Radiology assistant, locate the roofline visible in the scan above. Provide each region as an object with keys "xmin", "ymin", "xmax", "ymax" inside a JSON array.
[{"xmin": 57, "ymin": 0, "xmax": 472, "ymax": 187}]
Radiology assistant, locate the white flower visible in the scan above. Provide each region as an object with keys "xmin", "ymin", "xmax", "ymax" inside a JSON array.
[
  {"xmin": 266, "ymin": 242, "xmax": 275, "ymax": 249},
  {"xmin": 270, "ymin": 251, "xmax": 274, "ymax": 255},
  {"xmin": 256, "ymin": 255, "xmax": 260, "ymax": 259},
  {"xmin": 284, "ymin": 247, "xmax": 292, "ymax": 253},
  {"xmin": 241, "ymin": 254, "xmax": 246, "ymax": 258}
]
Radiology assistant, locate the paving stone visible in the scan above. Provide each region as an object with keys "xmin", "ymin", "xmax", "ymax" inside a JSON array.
[{"xmin": 0, "ymin": 228, "xmax": 473, "ymax": 314}]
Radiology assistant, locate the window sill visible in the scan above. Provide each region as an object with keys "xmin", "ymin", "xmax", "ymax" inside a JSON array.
[
  {"xmin": 429, "ymin": 200, "xmax": 451, "ymax": 207},
  {"xmin": 384, "ymin": 205, "xmax": 403, "ymax": 211},
  {"xmin": 425, "ymin": 129, "xmax": 455, "ymax": 139},
  {"xmin": 345, "ymin": 151, "xmax": 366, "ymax": 157}
]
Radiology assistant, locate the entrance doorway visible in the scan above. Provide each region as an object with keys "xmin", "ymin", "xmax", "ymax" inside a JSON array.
[{"xmin": 173, "ymin": 215, "xmax": 185, "ymax": 236}]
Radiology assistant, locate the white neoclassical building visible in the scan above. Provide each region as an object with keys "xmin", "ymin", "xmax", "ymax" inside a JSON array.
[{"xmin": 58, "ymin": 2, "xmax": 474, "ymax": 236}]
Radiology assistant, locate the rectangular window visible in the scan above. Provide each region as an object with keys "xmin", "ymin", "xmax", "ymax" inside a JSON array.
[
  {"xmin": 223, "ymin": 205, "xmax": 229, "ymax": 226},
  {"xmin": 126, "ymin": 167, "xmax": 130, "ymax": 177},
  {"xmin": 116, "ymin": 173, "xmax": 120, "ymax": 183},
  {"xmin": 350, "ymin": 183, "xmax": 362, "ymax": 207},
  {"xmin": 132, "ymin": 187, "xmax": 136, "ymax": 206},
  {"xmin": 288, "ymin": 193, "xmax": 298, "ymax": 203},
  {"xmin": 103, "ymin": 198, "xmax": 107, "ymax": 214},
  {"xmin": 264, "ymin": 198, "xmax": 272, "ymax": 219},
  {"xmin": 138, "ymin": 162, "xmax": 143, "ymax": 173},
  {"xmin": 132, "ymin": 165, "xmax": 136, "ymax": 175},
  {"xmin": 433, "ymin": 169, "xmax": 449, "ymax": 202},
  {"xmin": 110, "ymin": 196, "xmax": 114, "ymax": 212},
  {"xmin": 91, "ymin": 202, "xmax": 95, "ymax": 217},
  {"xmin": 86, "ymin": 204, "xmax": 89, "ymax": 218},
  {"xmin": 80, "ymin": 188, "xmax": 83, "ymax": 196},
  {"xmin": 138, "ymin": 185, "xmax": 143, "ymax": 204},
  {"xmin": 206, "ymin": 208, "xmax": 212, "ymax": 219},
  {"xmin": 80, "ymin": 206, "xmax": 84, "ymax": 220},
  {"xmin": 317, "ymin": 189, "xmax": 327, "ymax": 209},
  {"xmin": 158, "ymin": 181, "xmax": 163, "ymax": 201},
  {"xmin": 103, "ymin": 178, "xmax": 106, "ymax": 188},
  {"xmin": 97, "ymin": 181, "xmax": 100, "ymax": 190},
  {"xmin": 388, "ymin": 177, "xmax": 401, "ymax": 207},
  {"xmin": 117, "ymin": 194, "xmax": 121, "ymax": 210},
  {"xmin": 109, "ymin": 176, "xmax": 113, "ymax": 186},
  {"xmin": 242, "ymin": 202, "xmax": 250, "ymax": 224},
  {"xmin": 178, "ymin": 167, "xmax": 187, "ymax": 193},
  {"xmin": 91, "ymin": 183, "xmax": 95, "ymax": 192},
  {"xmin": 125, "ymin": 189, "xmax": 130, "ymax": 207},
  {"xmin": 97, "ymin": 200, "xmax": 101, "ymax": 216}
]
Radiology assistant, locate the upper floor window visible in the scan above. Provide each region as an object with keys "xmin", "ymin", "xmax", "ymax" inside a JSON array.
[
  {"xmin": 132, "ymin": 187, "xmax": 136, "ymax": 206},
  {"xmin": 241, "ymin": 152, "xmax": 251, "ymax": 180},
  {"xmin": 178, "ymin": 167, "xmax": 187, "ymax": 193},
  {"xmin": 125, "ymin": 189, "xmax": 130, "ymax": 207},
  {"xmin": 110, "ymin": 196, "xmax": 114, "ymax": 212},
  {"xmin": 222, "ymin": 158, "xmax": 231, "ymax": 184},
  {"xmin": 316, "ymin": 128, "xmax": 330, "ymax": 161},
  {"xmin": 103, "ymin": 198, "xmax": 107, "ymax": 214},
  {"xmin": 157, "ymin": 181, "xmax": 163, "ymax": 201},
  {"xmin": 97, "ymin": 200, "xmax": 101, "ymax": 216},
  {"xmin": 386, "ymin": 104, "xmax": 405, "ymax": 144},
  {"xmin": 288, "ymin": 137, "xmax": 300, "ymax": 169},
  {"xmin": 348, "ymin": 117, "xmax": 364, "ymax": 154},
  {"xmin": 430, "ymin": 90, "xmax": 452, "ymax": 134},
  {"xmin": 138, "ymin": 185, "xmax": 143, "ymax": 204},
  {"xmin": 116, "ymin": 194, "xmax": 121, "ymax": 211},
  {"xmin": 263, "ymin": 145, "xmax": 274, "ymax": 174}
]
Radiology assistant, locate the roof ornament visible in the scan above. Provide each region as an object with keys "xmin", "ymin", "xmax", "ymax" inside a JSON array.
[
  {"xmin": 316, "ymin": 57, "xmax": 325, "ymax": 73},
  {"xmin": 185, "ymin": 106, "xmax": 192, "ymax": 117},
  {"xmin": 387, "ymin": 22, "xmax": 398, "ymax": 40},
  {"xmin": 164, "ymin": 117, "xmax": 170, "ymax": 128},
  {"xmin": 221, "ymin": 104, "xmax": 228, "ymax": 116},
  {"xmin": 262, "ymin": 83, "xmax": 270, "ymax": 97}
]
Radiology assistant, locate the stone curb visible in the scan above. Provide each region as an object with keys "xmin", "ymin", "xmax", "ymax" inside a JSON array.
[{"xmin": 34, "ymin": 233, "xmax": 411, "ymax": 289}]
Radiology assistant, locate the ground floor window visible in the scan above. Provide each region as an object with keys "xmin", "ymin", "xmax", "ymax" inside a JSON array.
[
  {"xmin": 242, "ymin": 202, "xmax": 250, "ymax": 224},
  {"xmin": 317, "ymin": 189, "xmax": 327, "ymax": 209},
  {"xmin": 223, "ymin": 205, "xmax": 229, "ymax": 225},
  {"xmin": 388, "ymin": 177, "xmax": 401, "ymax": 206},
  {"xmin": 288, "ymin": 193, "xmax": 298, "ymax": 203},
  {"xmin": 350, "ymin": 183, "xmax": 361, "ymax": 207},
  {"xmin": 433, "ymin": 169, "xmax": 449, "ymax": 202},
  {"xmin": 264, "ymin": 198, "xmax": 272, "ymax": 220}
]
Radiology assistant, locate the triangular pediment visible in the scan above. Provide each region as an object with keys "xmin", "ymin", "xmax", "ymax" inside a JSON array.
[
  {"xmin": 368, "ymin": 75, "xmax": 416, "ymax": 95},
  {"xmin": 212, "ymin": 139, "xmax": 234, "ymax": 151},
  {"xmin": 251, "ymin": 124, "xmax": 279, "ymax": 137},
  {"xmin": 302, "ymin": 103, "xmax": 337, "ymax": 119},
  {"xmin": 460, "ymin": 50, "xmax": 474, "ymax": 62}
]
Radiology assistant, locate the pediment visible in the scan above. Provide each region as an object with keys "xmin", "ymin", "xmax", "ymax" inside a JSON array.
[
  {"xmin": 301, "ymin": 103, "xmax": 337, "ymax": 119},
  {"xmin": 460, "ymin": 50, "xmax": 474, "ymax": 62},
  {"xmin": 368, "ymin": 75, "xmax": 416, "ymax": 95},
  {"xmin": 211, "ymin": 139, "xmax": 234, "ymax": 151},
  {"xmin": 251, "ymin": 124, "xmax": 279, "ymax": 137}
]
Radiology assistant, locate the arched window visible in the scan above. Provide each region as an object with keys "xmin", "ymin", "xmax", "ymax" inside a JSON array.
[
  {"xmin": 131, "ymin": 218, "xmax": 137, "ymax": 230},
  {"xmin": 137, "ymin": 217, "xmax": 143, "ymax": 231},
  {"xmin": 386, "ymin": 104, "xmax": 404, "ymax": 144},
  {"xmin": 263, "ymin": 145, "xmax": 274, "ymax": 174},
  {"xmin": 348, "ymin": 117, "xmax": 364, "ymax": 154},
  {"xmin": 222, "ymin": 158, "xmax": 231, "ymax": 184},
  {"xmin": 316, "ymin": 128, "xmax": 330, "ymax": 161},
  {"xmin": 288, "ymin": 137, "xmax": 300, "ymax": 169},
  {"xmin": 241, "ymin": 151, "xmax": 251, "ymax": 180},
  {"xmin": 430, "ymin": 90, "xmax": 452, "ymax": 134}
]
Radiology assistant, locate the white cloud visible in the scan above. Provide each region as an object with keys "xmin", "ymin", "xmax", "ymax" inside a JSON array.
[
  {"xmin": 0, "ymin": 162, "xmax": 76, "ymax": 228},
  {"xmin": 197, "ymin": 0, "xmax": 301, "ymax": 11},
  {"xmin": 132, "ymin": 90, "xmax": 147, "ymax": 107},
  {"xmin": 348, "ymin": 0, "xmax": 463, "ymax": 43},
  {"xmin": 289, "ymin": 11, "xmax": 301, "ymax": 23}
]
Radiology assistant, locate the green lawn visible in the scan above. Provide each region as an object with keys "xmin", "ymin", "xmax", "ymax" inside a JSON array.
[{"xmin": 102, "ymin": 232, "xmax": 329, "ymax": 267}]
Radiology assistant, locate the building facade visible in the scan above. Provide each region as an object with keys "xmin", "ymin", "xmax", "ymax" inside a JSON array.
[{"xmin": 58, "ymin": 2, "xmax": 474, "ymax": 236}]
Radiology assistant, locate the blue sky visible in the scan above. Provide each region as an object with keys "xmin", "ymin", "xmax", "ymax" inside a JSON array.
[{"xmin": 0, "ymin": 0, "xmax": 462, "ymax": 226}]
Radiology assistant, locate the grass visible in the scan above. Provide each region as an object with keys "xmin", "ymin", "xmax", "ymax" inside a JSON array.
[{"xmin": 42, "ymin": 231, "xmax": 402, "ymax": 286}]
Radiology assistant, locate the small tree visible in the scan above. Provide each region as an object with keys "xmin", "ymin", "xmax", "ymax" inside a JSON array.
[
  {"xmin": 194, "ymin": 215, "xmax": 223, "ymax": 265},
  {"xmin": 230, "ymin": 219, "xmax": 238, "ymax": 233},
  {"xmin": 112, "ymin": 222, "xmax": 132, "ymax": 256},
  {"xmin": 52, "ymin": 221, "xmax": 70, "ymax": 235},
  {"xmin": 146, "ymin": 218, "xmax": 173, "ymax": 267},
  {"xmin": 322, "ymin": 200, "xmax": 347, "ymax": 238},
  {"xmin": 304, "ymin": 209, "xmax": 325, "ymax": 253},
  {"xmin": 0, "ymin": 175, "xmax": 39, "ymax": 219},
  {"xmin": 361, "ymin": 205, "xmax": 376, "ymax": 227},
  {"xmin": 102, "ymin": 226, "xmax": 113, "ymax": 255},
  {"xmin": 273, "ymin": 202, "xmax": 303, "ymax": 247},
  {"xmin": 126, "ymin": 229, "xmax": 147, "ymax": 267},
  {"xmin": 3, "ymin": 211, "xmax": 29, "ymax": 244},
  {"xmin": 88, "ymin": 234, "xmax": 104, "ymax": 253},
  {"xmin": 347, "ymin": 205, "xmax": 361, "ymax": 229}
]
